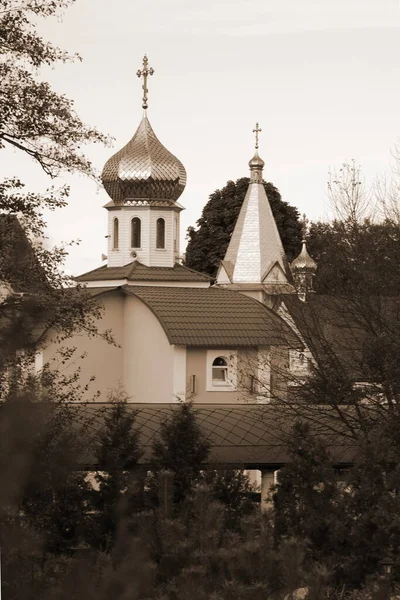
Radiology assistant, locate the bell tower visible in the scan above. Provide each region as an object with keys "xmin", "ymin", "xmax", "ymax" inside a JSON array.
[{"xmin": 101, "ymin": 56, "xmax": 186, "ymax": 268}]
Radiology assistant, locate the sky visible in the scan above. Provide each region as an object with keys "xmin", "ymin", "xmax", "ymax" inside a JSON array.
[{"xmin": 3, "ymin": 0, "xmax": 400, "ymax": 275}]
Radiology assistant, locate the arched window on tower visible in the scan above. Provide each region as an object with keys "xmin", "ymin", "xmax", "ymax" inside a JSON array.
[
  {"xmin": 131, "ymin": 217, "xmax": 141, "ymax": 248},
  {"xmin": 113, "ymin": 217, "xmax": 119, "ymax": 250},
  {"xmin": 156, "ymin": 217, "xmax": 165, "ymax": 249}
]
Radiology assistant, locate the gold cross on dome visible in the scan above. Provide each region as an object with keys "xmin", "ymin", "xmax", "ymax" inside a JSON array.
[
  {"xmin": 253, "ymin": 122, "xmax": 262, "ymax": 150},
  {"xmin": 136, "ymin": 55, "xmax": 154, "ymax": 110},
  {"xmin": 301, "ymin": 213, "xmax": 309, "ymax": 240}
]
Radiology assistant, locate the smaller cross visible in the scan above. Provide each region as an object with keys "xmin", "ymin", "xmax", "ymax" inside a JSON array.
[
  {"xmin": 136, "ymin": 55, "xmax": 154, "ymax": 110},
  {"xmin": 253, "ymin": 123, "xmax": 262, "ymax": 150},
  {"xmin": 301, "ymin": 213, "xmax": 309, "ymax": 240}
]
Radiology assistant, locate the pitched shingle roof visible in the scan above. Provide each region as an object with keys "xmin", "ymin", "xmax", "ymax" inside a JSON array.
[
  {"xmin": 75, "ymin": 261, "xmax": 211, "ymax": 283},
  {"xmin": 123, "ymin": 285, "xmax": 301, "ymax": 347}
]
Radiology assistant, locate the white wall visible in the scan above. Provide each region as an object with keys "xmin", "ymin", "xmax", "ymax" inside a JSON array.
[
  {"xmin": 107, "ymin": 205, "xmax": 181, "ymax": 268},
  {"xmin": 123, "ymin": 295, "xmax": 176, "ymax": 402},
  {"xmin": 42, "ymin": 292, "xmax": 125, "ymax": 401}
]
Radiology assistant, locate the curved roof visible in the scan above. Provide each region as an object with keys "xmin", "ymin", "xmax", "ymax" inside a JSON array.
[
  {"xmin": 122, "ymin": 285, "xmax": 301, "ymax": 348},
  {"xmin": 76, "ymin": 403, "xmax": 357, "ymax": 468},
  {"xmin": 102, "ymin": 114, "xmax": 186, "ymax": 204}
]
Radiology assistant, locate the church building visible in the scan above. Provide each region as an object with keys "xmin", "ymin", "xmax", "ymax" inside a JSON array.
[{"xmin": 42, "ymin": 56, "xmax": 322, "ymax": 405}]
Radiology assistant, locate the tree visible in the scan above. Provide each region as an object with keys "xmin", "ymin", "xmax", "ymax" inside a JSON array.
[
  {"xmin": 19, "ymin": 400, "xmax": 92, "ymax": 554},
  {"xmin": 151, "ymin": 402, "xmax": 211, "ymax": 505},
  {"xmin": 0, "ymin": 0, "xmax": 108, "ymax": 177},
  {"xmin": 307, "ymin": 161, "xmax": 400, "ymax": 296},
  {"xmin": 327, "ymin": 160, "xmax": 372, "ymax": 226},
  {"xmin": 273, "ymin": 422, "xmax": 340, "ymax": 564},
  {"xmin": 307, "ymin": 218, "xmax": 400, "ymax": 296},
  {"xmin": 0, "ymin": 0, "xmax": 112, "ymax": 388},
  {"xmin": 185, "ymin": 177, "xmax": 303, "ymax": 277},
  {"xmin": 201, "ymin": 468, "xmax": 257, "ymax": 530},
  {"xmin": 91, "ymin": 395, "xmax": 142, "ymax": 550}
]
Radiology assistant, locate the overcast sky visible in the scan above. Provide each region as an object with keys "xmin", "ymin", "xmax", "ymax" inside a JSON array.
[{"xmin": 3, "ymin": 0, "xmax": 400, "ymax": 274}]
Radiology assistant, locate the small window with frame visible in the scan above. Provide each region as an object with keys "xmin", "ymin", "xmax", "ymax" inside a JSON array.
[
  {"xmin": 206, "ymin": 350, "xmax": 237, "ymax": 391},
  {"xmin": 212, "ymin": 357, "xmax": 228, "ymax": 384}
]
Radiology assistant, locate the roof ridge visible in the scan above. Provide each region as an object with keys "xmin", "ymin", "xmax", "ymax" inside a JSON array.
[
  {"xmin": 174, "ymin": 262, "xmax": 212, "ymax": 281},
  {"xmin": 127, "ymin": 260, "xmax": 140, "ymax": 279}
]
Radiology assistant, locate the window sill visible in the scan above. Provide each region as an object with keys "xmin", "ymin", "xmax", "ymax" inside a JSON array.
[{"xmin": 207, "ymin": 385, "xmax": 237, "ymax": 392}]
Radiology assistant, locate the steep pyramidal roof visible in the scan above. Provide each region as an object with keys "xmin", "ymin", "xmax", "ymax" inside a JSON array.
[
  {"xmin": 222, "ymin": 181, "xmax": 289, "ymax": 283},
  {"xmin": 217, "ymin": 137, "xmax": 293, "ymax": 291}
]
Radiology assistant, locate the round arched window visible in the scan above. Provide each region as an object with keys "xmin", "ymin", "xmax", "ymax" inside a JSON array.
[
  {"xmin": 212, "ymin": 357, "xmax": 228, "ymax": 383},
  {"xmin": 113, "ymin": 217, "xmax": 119, "ymax": 250},
  {"xmin": 131, "ymin": 217, "xmax": 141, "ymax": 248},
  {"xmin": 156, "ymin": 217, "xmax": 165, "ymax": 249}
]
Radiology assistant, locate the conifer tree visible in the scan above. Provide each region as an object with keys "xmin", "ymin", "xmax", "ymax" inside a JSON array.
[
  {"xmin": 273, "ymin": 422, "xmax": 339, "ymax": 562},
  {"xmin": 91, "ymin": 397, "xmax": 142, "ymax": 550},
  {"xmin": 151, "ymin": 402, "xmax": 211, "ymax": 504}
]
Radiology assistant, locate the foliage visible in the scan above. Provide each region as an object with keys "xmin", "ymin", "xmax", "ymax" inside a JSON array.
[
  {"xmin": 91, "ymin": 394, "xmax": 142, "ymax": 550},
  {"xmin": 0, "ymin": 0, "xmax": 109, "ymax": 177},
  {"xmin": 0, "ymin": 1, "xmax": 113, "ymax": 396},
  {"xmin": 307, "ymin": 218, "xmax": 400, "ymax": 296},
  {"xmin": 19, "ymin": 401, "xmax": 92, "ymax": 553},
  {"xmin": 201, "ymin": 468, "xmax": 257, "ymax": 530},
  {"xmin": 151, "ymin": 401, "xmax": 211, "ymax": 504},
  {"xmin": 0, "ymin": 394, "xmax": 95, "ymax": 571},
  {"xmin": 185, "ymin": 177, "xmax": 302, "ymax": 277},
  {"xmin": 273, "ymin": 422, "xmax": 340, "ymax": 564},
  {"xmin": 273, "ymin": 420, "xmax": 400, "ymax": 591}
]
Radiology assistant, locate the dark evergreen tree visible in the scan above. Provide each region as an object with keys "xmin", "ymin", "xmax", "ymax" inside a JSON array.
[
  {"xmin": 185, "ymin": 177, "xmax": 303, "ymax": 277},
  {"xmin": 151, "ymin": 402, "xmax": 211, "ymax": 504},
  {"xmin": 201, "ymin": 468, "xmax": 257, "ymax": 530},
  {"xmin": 20, "ymin": 402, "xmax": 91, "ymax": 554},
  {"xmin": 91, "ymin": 399, "xmax": 142, "ymax": 550},
  {"xmin": 273, "ymin": 422, "xmax": 339, "ymax": 563}
]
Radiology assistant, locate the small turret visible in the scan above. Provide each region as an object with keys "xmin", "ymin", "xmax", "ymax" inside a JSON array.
[{"xmin": 290, "ymin": 216, "xmax": 317, "ymax": 301}]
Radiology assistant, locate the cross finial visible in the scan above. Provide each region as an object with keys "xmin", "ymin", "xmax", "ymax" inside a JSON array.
[
  {"xmin": 301, "ymin": 213, "xmax": 309, "ymax": 241},
  {"xmin": 253, "ymin": 122, "xmax": 262, "ymax": 150},
  {"xmin": 136, "ymin": 55, "xmax": 154, "ymax": 110}
]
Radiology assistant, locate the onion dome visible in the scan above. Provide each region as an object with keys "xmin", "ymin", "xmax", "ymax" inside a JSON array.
[
  {"xmin": 249, "ymin": 150, "xmax": 265, "ymax": 170},
  {"xmin": 290, "ymin": 241, "xmax": 317, "ymax": 273},
  {"xmin": 102, "ymin": 114, "xmax": 187, "ymax": 204}
]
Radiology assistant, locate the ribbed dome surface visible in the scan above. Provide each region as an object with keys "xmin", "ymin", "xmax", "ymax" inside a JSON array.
[
  {"xmin": 291, "ymin": 242, "xmax": 317, "ymax": 271},
  {"xmin": 102, "ymin": 114, "xmax": 187, "ymax": 204},
  {"xmin": 248, "ymin": 150, "xmax": 265, "ymax": 170}
]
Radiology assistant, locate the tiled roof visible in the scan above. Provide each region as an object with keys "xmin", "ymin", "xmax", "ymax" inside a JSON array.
[
  {"xmin": 124, "ymin": 285, "xmax": 301, "ymax": 347},
  {"xmin": 75, "ymin": 261, "xmax": 211, "ymax": 283},
  {"xmin": 75, "ymin": 403, "xmax": 357, "ymax": 467}
]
